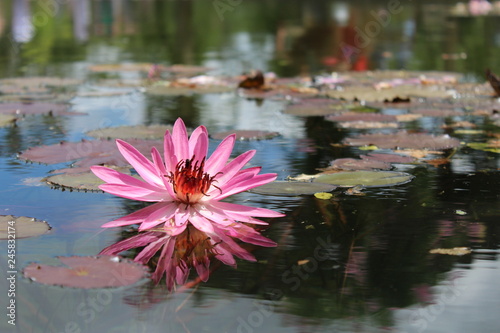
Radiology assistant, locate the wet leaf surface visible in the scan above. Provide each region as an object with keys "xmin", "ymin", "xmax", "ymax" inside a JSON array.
[
  {"xmin": 248, "ymin": 181, "xmax": 336, "ymax": 196},
  {"xmin": 211, "ymin": 130, "xmax": 280, "ymax": 141},
  {"xmin": 45, "ymin": 167, "xmax": 136, "ymax": 191},
  {"xmin": 344, "ymin": 132, "xmax": 461, "ymax": 150},
  {"xmin": 313, "ymin": 170, "xmax": 414, "ymax": 187},
  {"xmin": 0, "ymin": 215, "xmax": 51, "ymax": 240},
  {"xmin": 23, "ymin": 255, "xmax": 149, "ymax": 288},
  {"xmin": 18, "ymin": 139, "xmax": 163, "ymax": 172},
  {"xmin": 326, "ymin": 158, "xmax": 392, "ymax": 171},
  {"xmin": 86, "ymin": 125, "xmax": 174, "ymax": 140}
]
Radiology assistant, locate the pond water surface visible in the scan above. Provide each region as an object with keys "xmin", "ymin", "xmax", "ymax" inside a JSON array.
[{"xmin": 0, "ymin": 1, "xmax": 499, "ymax": 333}]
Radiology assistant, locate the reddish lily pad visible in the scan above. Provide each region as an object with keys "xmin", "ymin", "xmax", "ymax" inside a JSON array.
[
  {"xmin": 18, "ymin": 139, "xmax": 163, "ymax": 172},
  {"xmin": 313, "ymin": 170, "xmax": 414, "ymax": 188},
  {"xmin": 23, "ymin": 256, "xmax": 149, "ymax": 288},
  {"xmin": 0, "ymin": 215, "xmax": 51, "ymax": 240},
  {"xmin": 0, "ymin": 114, "xmax": 16, "ymax": 127},
  {"xmin": 248, "ymin": 181, "xmax": 336, "ymax": 196},
  {"xmin": 344, "ymin": 132, "xmax": 461, "ymax": 150},
  {"xmin": 0, "ymin": 77, "xmax": 82, "ymax": 89},
  {"xmin": 0, "ymin": 102, "xmax": 82, "ymax": 116},
  {"xmin": 325, "ymin": 85, "xmax": 453, "ymax": 102},
  {"xmin": 211, "ymin": 130, "xmax": 280, "ymax": 141},
  {"xmin": 86, "ymin": 125, "xmax": 174, "ymax": 140}
]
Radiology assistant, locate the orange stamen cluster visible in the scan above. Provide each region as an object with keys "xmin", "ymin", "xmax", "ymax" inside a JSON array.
[{"xmin": 166, "ymin": 155, "xmax": 217, "ymax": 204}]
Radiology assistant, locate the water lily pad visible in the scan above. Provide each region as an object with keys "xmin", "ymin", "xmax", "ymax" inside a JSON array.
[
  {"xmin": 86, "ymin": 125, "xmax": 174, "ymax": 140},
  {"xmin": 327, "ymin": 158, "xmax": 392, "ymax": 171},
  {"xmin": 18, "ymin": 139, "xmax": 163, "ymax": 173},
  {"xmin": 248, "ymin": 181, "xmax": 336, "ymax": 196},
  {"xmin": 313, "ymin": 171, "xmax": 414, "ymax": 188},
  {"xmin": 0, "ymin": 215, "xmax": 51, "ymax": 240},
  {"xmin": 467, "ymin": 141, "xmax": 500, "ymax": 153},
  {"xmin": 325, "ymin": 85, "xmax": 453, "ymax": 102},
  {"xmin": 211, "ymin": 130, "xmax": 280, "ymax": 141},
  {"xmin": 344, "ymin": 132, "xmax": 461, "ymax": 150},
  {"xmin": 410, "ymin": 108, "xmax": 465, "ymax": 117},
  {"xmin": 45, "ymin": 167, "xmax": 134, "ymax": 191},
  {"xmin": 0, "ymin": 114, "xmax": 16, "ymax": 127},
  {"xmin": 361, "ymin": 153, "xmax": 416, "ymax": 164},
  {"xmin": 0, "ymin": 102, "xmax": 83, "ymax": 116},
  {"xmin": 429, "ymin": 247, "xmax": 471, "ymax": 256},
  {"xmin": 89, "ymin": 63, "xmax": 158, "ymax": 72},
  {"xmin": 337, "ymin": 121, "xmax": 399, "ymax": 129},
  {"xmin": 283, "ymin": 99, "xmax": 351, "ymax": 116},
  {"xmin": 326, "ymin": 112, "xmax": 397, "ymax": 123},
  {"xmin": 0, "ymin": 77, "xmax": 82, "ymax": 89},
  {"xmin": 23, "ymin": 256, "xmax": 149, "ymax": 288}
]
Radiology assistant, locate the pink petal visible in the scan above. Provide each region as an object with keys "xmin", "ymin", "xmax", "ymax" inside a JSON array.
[
  {"xmin": 214, "ymin": 246, "xmax": 237, "ymax": 266},
  {"xmin": 101, "ymin": 202, "xmax": 170, "ymax": 228},
  {"xmin": 189, "ymin": 214, "xmax": 215, "ymax": 234},
  {"xmin": 194, "ymin": 257, "xmax": 210, "ymax": 282},
  {"xmin": 151, "ymin": 147, "xmax": 177, "ymax": 198},
  {"xmin": 188, "ymin": 125, "xmax": 209, "ymax": 161},
  {"xmin": 174, "ymin": 207, "xmax": 190, "ymax": 228},
  {"xmin": 194, "ymin": 203, "xmax": 236, "ymax": 226},
  {"xmin": 205, "ymin": 134, "xmax": 235, "ymax": 174},
  {"xmin": 99, "ymin": 183, "xmax": 166, "ymax": 202},
  {"xmin": 163, "ymin": 130, "xmax": 177, "ymax": 172},
  {"xmin": 214, "ymin": 173, "xmax": 278, "ymax": 200},
  {"xmin": 139, "ymin": 202, "xmax": 178, "ymax": 231},
  {"xmin": 99, "ymin": 232, "xmax": 160, "ymax": 255},
  {"xmin": 116, "ymin": 139, "xmax": 163, "ymax": 187},
  {"xmin": 211, "ymin": 150, "xmax": 256, "ymax": 188},
  {"xmin": 153, "ymin": 238, "xmax": 175, "ymax": 284},
  {"xmin": 163, "ymin": 222, "xmax": 187, "ymax": 236},
  {"xmin": 172, "ymin": 118, "xmax": 189, "ymax": 162},
  {"xmin": 211, "ymin": 201, "xmax": 284, "ymax": 219},
  {"xmin": 135, "ymin": 235, "xmax": 170, "ymax": 262}
]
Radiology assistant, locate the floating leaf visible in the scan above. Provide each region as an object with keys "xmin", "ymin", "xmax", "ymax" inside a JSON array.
[
  {"xmin": 86, "ymin": 125, "xmax": 174, "ymax": 140},
  {"xmin": 313, "ymin": 170, "xmax": 414, "ymax": 188},
  {"xmin": 410, "ymin": 108, "xmax": 465, "ymax": 117},
  {"xmin": 344, "ymin": 132, "xmax": 461, "ymax": 150},
  {"xmin": 467, "ymin": 142, "xmax": 500, "ymax": 153},
  {"xmin": 23, "ymin": 256, "xmax": 149, "ymax": 288},
  {"xmin": 314, "ymin": 192, "xmax": 333, "ymax": 200},
  {"xmin": 326, "ymin": 158, "xmax": 392, "ymax": 171},
  {"xmin": 283, "ymin": 98, "xmax": 351, "ymax": 116},
  {"xmin": 0, "ymin": 114, "xmax": 16, "ymax": 127},
  {"xmin": 0, "ymin": 215, "xmax": 51, "ymax": 240},
  {"xmin": 326, "ymin": 85, "xmax": 453, "ymax": 102},
  {"xmin": 361, "ymin": 153, "xmax": 416, "ymax": 164},
  {"xmin": 429, "ymin": 247, "xmax": 471, "ymax": 256},
  {"xmin": 211, "ymin": 130, "xmax": 279, "ymax": 141},
  {"xmin": 248, "ymin": 181, "xmax": 336, "ymax": 196},
  {"xmin": 18, "ymin": 139, "xmax": 163, "ymax": 173},
  {"xmin": 326, "ymin": 112, "xmax": 397, "ymax": 123},
  {"xmin": 0, "ymin": 102, "xmax": 82, "ymax": 116},
  {"xmin": 0, "ymin": 77, "xmax": 82, "ymax": 89},
  {"xmin": 45, "ymin": 167, "xmax": 135, "ymax": 191},
  {"xmin": 337, "ymin": 121, "xmax": 398, "ymax": 129}
]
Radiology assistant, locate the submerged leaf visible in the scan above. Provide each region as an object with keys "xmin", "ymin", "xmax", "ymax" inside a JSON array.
[
  {"xmin": 0, "ymin": 215, "xmax": 51, "ymax": 240},
  {"xmin": 313, "ymin": 170, "xmax": 414, "ymax": 187},
  {"xmin": 23, "ymin": 256, "xmax": 149, "ymax": 288},
  {"xmin": 248, "ymin": 181, "xmax": 336, "ymax": 196}
]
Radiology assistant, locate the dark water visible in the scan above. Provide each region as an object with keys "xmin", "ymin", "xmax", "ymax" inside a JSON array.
[{"xmin": 0, "ymin": 1, "xmax": 499, "ymax": 332}]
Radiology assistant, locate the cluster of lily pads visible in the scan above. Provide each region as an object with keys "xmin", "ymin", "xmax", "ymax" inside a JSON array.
[{"xmin": 2, "ymin": 64, "xmax": 499, "ymax": 288}]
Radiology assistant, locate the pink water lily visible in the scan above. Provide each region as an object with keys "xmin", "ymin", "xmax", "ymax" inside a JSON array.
[
  {"xmin": 101, "ymin": 220, "xmax": 276, "ymax": 290},
  {"xmin": 91, "ymin": 118, "xmax": 284, "ymax": 235}
]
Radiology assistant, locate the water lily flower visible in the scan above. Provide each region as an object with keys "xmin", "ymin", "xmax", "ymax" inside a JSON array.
[
  {"xmin": 100, "ymin": 219, "xmax": 276, "ymax": 290},
  {"xmin": 91, "ymin": 118, "xmax": 283, "ymax": 235}
]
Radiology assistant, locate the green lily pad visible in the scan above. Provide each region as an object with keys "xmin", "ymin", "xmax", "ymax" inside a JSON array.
[
  {"xmin": 0, "ymin": 114, "xmax": 16, "ymax": 127},
  {"xmin": 0, "ymin": 215, "xmax": 51, "ymax": 240},
  {"xmin": 313, "ymin": 171, "xmax": 414, "ymax": 188},
  {"xmin": 45, "ymin": 167, "xmax": 135, "ymax": 191},
  {"xmin": 467, "ymin": 142, "xmax": 500, "ymax": 153},
  {"xmin": 248, "ymin": 181, "xmax": 336, "ymax": 196}
]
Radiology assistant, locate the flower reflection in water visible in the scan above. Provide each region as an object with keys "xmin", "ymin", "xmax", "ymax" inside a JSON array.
[{"xmin": 101, "ymin": 211, "xmax": 276, "ymax": 290}]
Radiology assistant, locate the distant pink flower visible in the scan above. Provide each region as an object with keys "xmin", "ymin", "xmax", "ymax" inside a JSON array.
[
  {"xmin": 101, "ymin": 219, "xmax": 276, "ymax": 290},
  {"xmin": 91, "ymin": 118, "xmax": 283, "ymax": 235}
]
